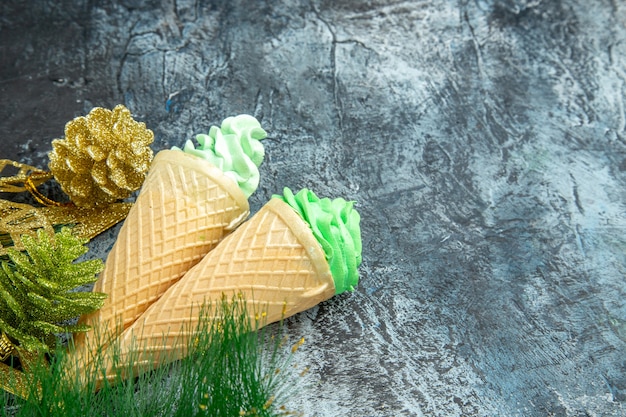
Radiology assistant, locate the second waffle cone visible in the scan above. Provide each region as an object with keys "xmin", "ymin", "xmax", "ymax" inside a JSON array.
[{"xmin": 96, "ymin": 197, "xmax": 335, "ymax": 382}]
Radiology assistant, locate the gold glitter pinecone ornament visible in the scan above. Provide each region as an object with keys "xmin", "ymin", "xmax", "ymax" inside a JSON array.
[{"xmin": 48, "ymin": 105, "xmax": 154, "ymax": 207}]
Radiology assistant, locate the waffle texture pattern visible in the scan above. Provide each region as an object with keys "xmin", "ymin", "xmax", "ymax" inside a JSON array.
[
  {"xmin": 103, "ymin": 197, "xmax": 335, "ymax": 378},
  {"xmin": 74, "ymin": 149, "xmax": 249, "ymax": 354}
]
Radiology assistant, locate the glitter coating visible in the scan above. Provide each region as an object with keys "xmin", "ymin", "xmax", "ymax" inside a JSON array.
[
  {"xmin": 48, "ymin": 105, "xmax": 154, "ymax": 207},
  {"xmin": 0, "ymin": 160, "xmax": 48, "ymax": 193},
  {"xmin": 0, "ymin": 228, "xmax": 105, "ymax": 353}
]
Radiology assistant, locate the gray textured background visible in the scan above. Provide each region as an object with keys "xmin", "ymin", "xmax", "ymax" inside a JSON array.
[{"xmin": 2, "ymin": 0, "xmax": 626, "ymax": 415}]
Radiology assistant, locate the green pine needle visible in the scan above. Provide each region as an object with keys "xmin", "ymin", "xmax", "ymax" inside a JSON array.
[
  {"xmin": 2, "ymin": 296, "xmax": 304, "ymax": 417},
  {"xmin": 0, "ymin": 228, "xmax": 105, "ymax": 353}
]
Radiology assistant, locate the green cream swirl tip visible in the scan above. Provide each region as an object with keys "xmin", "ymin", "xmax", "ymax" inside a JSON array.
[
  {"xmin": 173, "ymin": 114, "xmax": 267, "ymax": 198},
  {"xmin": 274, "ymin": 187, "xmax": 362, "ymax": 295}
]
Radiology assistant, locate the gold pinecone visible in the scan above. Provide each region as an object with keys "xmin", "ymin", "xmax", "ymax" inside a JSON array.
[{"xmin": 48, "ymin": 105, "xmax": 154, "ymax": 207}]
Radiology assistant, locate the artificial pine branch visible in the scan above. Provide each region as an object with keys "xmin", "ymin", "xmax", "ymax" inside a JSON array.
[
  {"xmin": 3, "ymin": 297, "xmax": 303, "ymax": 416},
  {"xmin": 0, "ymin": 228, "xmax": 106, "ymax": 353}
]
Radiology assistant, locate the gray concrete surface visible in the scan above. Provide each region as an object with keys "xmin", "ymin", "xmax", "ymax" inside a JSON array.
[{"xmin": 2, "ymin": 0, "xmax": 626, "ymax": 415}]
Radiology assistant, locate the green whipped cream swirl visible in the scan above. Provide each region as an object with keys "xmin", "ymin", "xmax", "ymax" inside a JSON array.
[
  {"xmin": 173, "ymin": 114, "xmax": 267, "ymax": 198},
  {"xmin": 274, "ymin": 187, "xmax": 362, "ymax": 294}
]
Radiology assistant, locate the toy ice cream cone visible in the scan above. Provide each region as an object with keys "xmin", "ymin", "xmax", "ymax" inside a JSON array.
[
  {"xmin": 72, "ymin": 115, "xmax": 267, "ymax": 360},
  {"xmin": 94, "ymin": 188, "xmax": 361, "ymax": 383}
]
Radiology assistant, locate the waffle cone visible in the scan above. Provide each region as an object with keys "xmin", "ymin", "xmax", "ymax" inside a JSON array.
[
  {"xmin": 72, "ymin": 149, "xmax": 249, "ymax": 360},
  {"xmin": 96, "ymin": 198, "xmax": 335, "ymax": 383}
]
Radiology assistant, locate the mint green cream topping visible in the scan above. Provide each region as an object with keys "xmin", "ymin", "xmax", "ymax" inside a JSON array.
[
  {"xmin": 274, "ymin": 187, "xmax": 362, "ymax": 294},
  {"xmin": 173, "ymin": 115, "xmax": 267, "ymax": 198}
]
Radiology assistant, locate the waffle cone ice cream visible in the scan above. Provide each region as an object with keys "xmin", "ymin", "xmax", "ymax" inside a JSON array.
[
  {"xmin": 72, "ymin": 149, "xmax": 250, "ymax": 358},
  {"xmin": 95, "ymin": 197, "xmax": 337, "ymax": 382}
]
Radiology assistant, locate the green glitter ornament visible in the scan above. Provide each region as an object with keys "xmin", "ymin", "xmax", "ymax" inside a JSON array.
[{"xmin": 0, "ymin": 227, "xmax": 106, "ymax": 353}]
